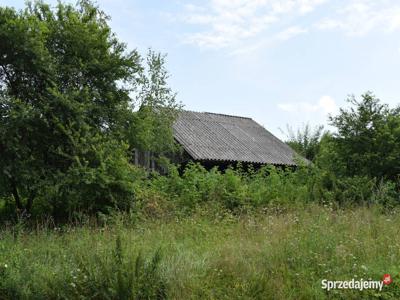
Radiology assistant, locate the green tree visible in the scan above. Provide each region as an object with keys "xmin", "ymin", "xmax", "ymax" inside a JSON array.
[
  {"xmin": 0, "ymin": 1, "xmax": 179, "ymax": 217},
  {"xmin": 127, "ymin": 51, "xmax": 180, "ymax": 156},
  {"xmin": 326, "ymin": 92, "xmax": 400, "ymax": 181},
  {"xmin": 283, "ymin": 123, "xmax": 324, "ymax": 161}
]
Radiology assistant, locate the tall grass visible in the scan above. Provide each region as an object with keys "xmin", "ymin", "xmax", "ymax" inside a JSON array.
[{"xmin": 1, "ymin": 205, "xmax": 400, "ymax": 299}]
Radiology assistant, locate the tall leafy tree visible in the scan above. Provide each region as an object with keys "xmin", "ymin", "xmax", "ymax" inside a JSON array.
[
  {"xmin": 327, "ymin": 92, "xmax": 400, "ymax": 180},
  {"xmin": 0, "ymin": 1, "xmax": 179, "ymax": 217},
  {"xmin": 127, "ymin": 51, "xmax": 180, "ymax": 156},
  {"xmin": 283, "ymin": 123, "xmax": 324, "ymax": 161}
]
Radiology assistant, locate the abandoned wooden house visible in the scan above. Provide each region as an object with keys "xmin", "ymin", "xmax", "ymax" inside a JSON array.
[
  {"xmin": 173, "ymin": 111, "xmax": 301, "ymax": 169},
  {"xmin": 134, "ymin": 110, "xmax": 302, "ymax": 171}
]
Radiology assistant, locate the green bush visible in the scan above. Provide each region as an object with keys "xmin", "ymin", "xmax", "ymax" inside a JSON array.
[
  {"xmin": 136, "ymin": 163, "xmax": 400, "ymax": 216},
  {"xmin": 140, "ymin": 163, "xmax": 315, "ymax": 213},
  {"xmin": 2, "ymin": 155, "xmax": 399, "ymax": 222},
  {"xmin": 372, "ymin": 179, "xmax": 400, "ymax": 209}
]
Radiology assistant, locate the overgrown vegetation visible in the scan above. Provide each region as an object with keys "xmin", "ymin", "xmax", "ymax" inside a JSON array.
[
  {"xmin": 282, "ymin": 123, "xmax": 325, "ymax": 161},
  {"xmin": 1, "ymin": 1, "xmax": 399, "ymax": 221},
  {"xmin": 0, "ymin": 1, "xmax": 180, "ymax": 218},
  {"xmin": 2, "ymin": 92, "xmax": 398, "ymax": 221},
  {"xmin": 1, "ymin": 1, "xmax": 400, "ymax": 299},
  {"xmin": 134, "ymin": 162, "xmax": 398, "ymax": 217},
  {"xmin": 1, "ymin": 206, "xmax": 400, "ymax": 299}
]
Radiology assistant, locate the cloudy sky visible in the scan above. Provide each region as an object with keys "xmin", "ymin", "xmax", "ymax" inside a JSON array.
[{"xmin": 2, "ymin": 0, "xmax": 400, "ymax": 138}]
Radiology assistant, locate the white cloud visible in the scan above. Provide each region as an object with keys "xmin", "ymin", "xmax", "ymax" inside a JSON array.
[
  {"xmin": 278, "ymin": 95, "xmax": 337, "ymax": 115},
  {"xmin": 315, "ymin": 0, "xmax": 400, "ymax": 36},
  {"xmin": 175, "ymin": 0, "xmax": 400, "ymax": 51},
  {"xmin": 318, "ymin": 95, "xmax": 337, "ymax": 114},
  {"xmin": 230, "ymin": 25, "xmax": 308, "ymax": 55},
  {"xmin": 277, "ymin": 103, "xmax": 297, "ymax": 112},
  {"xmin": 276, "ymin": 26, "xmax": 308, "ymax": 41},
  {"xmin": 179, "ymin": 0, "xmax": 327, "ymax": 49}
]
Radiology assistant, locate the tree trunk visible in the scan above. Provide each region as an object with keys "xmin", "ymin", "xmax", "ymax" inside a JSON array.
[
  {"xmin": 26, "ymin": 190, "xmax": 35, "ymax": 214},
  {"xmin": 11, "ymin": 179, "xmax": 23, "ymax": 211},
  {"xmin": 10, "ymin": 178, "xmax": 35, "ymax": 215}
]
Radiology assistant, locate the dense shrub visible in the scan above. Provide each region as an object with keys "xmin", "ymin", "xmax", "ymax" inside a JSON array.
[
  {"xmin": 135, "ymin": 162, "xmax": 400, "ymax": 216},
  {"xmin": 1, "ymin": 159, "xmax": 399, "ymax": 222}
]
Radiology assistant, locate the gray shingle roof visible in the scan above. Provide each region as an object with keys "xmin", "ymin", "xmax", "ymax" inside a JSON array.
[{"xmin": 173, "ymin": 111, "xmax": 300, "ymax": 166}]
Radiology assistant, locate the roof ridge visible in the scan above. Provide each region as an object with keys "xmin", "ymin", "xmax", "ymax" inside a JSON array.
[{"xmin": 182, "ymin": 109, "xmax": 252, "ymax": 120}]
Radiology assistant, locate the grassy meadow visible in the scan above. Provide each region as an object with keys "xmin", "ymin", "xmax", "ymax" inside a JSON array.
[{"xmin": 1, "ymin": 205, "xmax": 400, "ymax": 299}]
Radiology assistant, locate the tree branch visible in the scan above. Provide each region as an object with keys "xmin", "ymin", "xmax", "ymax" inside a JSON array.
[{"xmin": 26, "ymin": 190, "xmax": 36, "ymax": 214}]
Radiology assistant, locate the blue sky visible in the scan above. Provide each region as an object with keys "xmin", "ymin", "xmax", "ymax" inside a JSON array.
[{"xmin": 2, "ymin": 0, "xmax": 400, "ymax": 138}]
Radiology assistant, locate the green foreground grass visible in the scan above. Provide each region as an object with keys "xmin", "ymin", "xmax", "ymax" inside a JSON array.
[{"xmin": 1, "ymin": 205, "xmax": 400, "ymax": 299}]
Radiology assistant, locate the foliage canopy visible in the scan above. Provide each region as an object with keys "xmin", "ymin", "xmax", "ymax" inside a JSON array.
[
  {"xmin": 326, "ymin": 92, "xmax": 400, "ymax": 181},
  {"xmin": 0, "ymin": 1, "xmax": 180, "ymax": 217}
]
